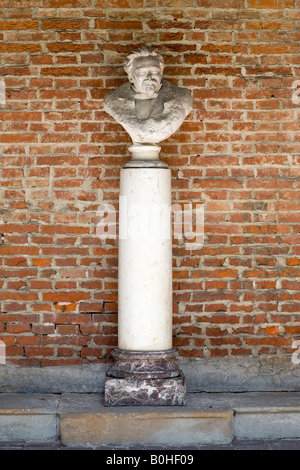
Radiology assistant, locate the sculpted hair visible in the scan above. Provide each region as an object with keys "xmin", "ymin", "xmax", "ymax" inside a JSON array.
[{"xmin": 124, "ymin": 46, "xmax": 164, "ymax": 82}]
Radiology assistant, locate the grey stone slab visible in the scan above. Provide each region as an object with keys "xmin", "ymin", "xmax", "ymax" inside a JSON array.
[
  {"xmin": 187, "ymin": 391, "xmax": 300, "ymax": 411},
  {"xmin": 0, "ymin": 394, "xmax": 60, "ymax": 442},
  {"xmin": 57, "ymin": 392, "xmax": 229, "ymax": 415},
  {"xmin": 188, "ymin": 391, "xmax": 300, "ymax": 440},
  {"xmin": 0, "ymin": 363, "xmax": 105, "ymax": 393},
  {"xmin": 207, "ymin": 391, "xmax": 300, "ymax": 440},
  {"xmin": 0, "ymin": 414, "xmax": 58, "ymax": 442},
  {"xmin": 60, "ymin": 411, "xmax": 233, "ymax": 447},
  {"xmin": 234, "ymin": 412, "xmax": 300, "ymax": 440},
  {"xmin": 57, "ymin": 391, "xmax": 300, "ymax": 415},
  {"xmin": 0, "ymin": 392, "xmax": 299, "ymax": 445},
  {"xmin": 59, "ymin": 393, "xmax": 233, "ymax": 447},
  {"xmin": 179, "ymin": 356, "xmax": 300, "ymax": 392},
  {"xmin": 58, "ymin": 393, "xmax": 103, "ymax": 415},
  {"xmin": 0, "ymin": 393, "xmax": 60, "ymax": 413},
  {"xmin": 0, "ymin": 356, "xmax": 299, "ymax": 393},
  {"xmin": 232, "ymin": 391, "xmax": 300, "ymax": 411}
]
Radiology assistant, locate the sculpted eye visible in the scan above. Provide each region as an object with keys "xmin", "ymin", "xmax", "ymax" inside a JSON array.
[{"xmin": 136, "ymin": 68, "xmax": 161, "ymax": 76}]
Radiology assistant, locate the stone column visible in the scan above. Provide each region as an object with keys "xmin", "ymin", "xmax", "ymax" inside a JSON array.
[
  {"xmin": 104, "ymin": 145, "xmax": 186, "ymax": 406},
  {"xmin": 102, "ymin": 45, "xmax": 192, "ymax": 406}
]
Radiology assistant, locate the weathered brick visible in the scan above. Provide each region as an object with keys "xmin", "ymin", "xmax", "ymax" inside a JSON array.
[
  {"xmin": 0, "ymin": 0, "xmax": 299, "ymax": 364},
  {"xmin": 0, "ymin": 20, "xmax": 39, "ymax": 30}
]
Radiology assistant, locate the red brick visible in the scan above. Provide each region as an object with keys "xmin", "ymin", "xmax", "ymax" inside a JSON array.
[
  {"xmin": 6, "ymin": 324, "xmax": 31, "ymax": 334},
  {"xmin": 25, "ymin": 347, "xmax": 55, "ymax": 357},
  {"xmin": 0, "ymin": 2, "xmax": 299, "ymax": 364},
  {"xmin": 56, "ymin": 325, "xmax": 79, "ymax": 335},
  {"xmin": 42, "ymin": 19, "xmax": 89, "ymax": 30},
  {"xmin": 41, "ymin": 67, "xmax": 89, "ymax": 76},
  {"xmin": 15, "ymin": 336, "xmax": 40, "ymax": 347},
  {"xmin": 44, "ymin": 0, "xmax": 90, "ymax": 6},
  {"xmin": 0, "ymin": 20, "xmax": 39, "ymax": 30},
  {"xmin": 0, "ymin": 44, "xmax": 42, "ymax": 52},
  {"xmin": 94, "ymin": 19, "xmax": 142, "ymax": 30}
]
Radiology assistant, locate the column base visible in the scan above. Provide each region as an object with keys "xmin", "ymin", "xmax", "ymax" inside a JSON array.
[
  {"xmin": 124, "ymin": 144, "xmax": 168, "ymax": 169},
  {"xmin": 104, "ymin": 348, "xmax": 186, "ymax": 407}
]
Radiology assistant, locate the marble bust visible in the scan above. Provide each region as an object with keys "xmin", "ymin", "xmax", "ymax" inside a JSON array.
[{"xmin": 103, "ymin": 46, "xmax": 193, "ymax": 147}]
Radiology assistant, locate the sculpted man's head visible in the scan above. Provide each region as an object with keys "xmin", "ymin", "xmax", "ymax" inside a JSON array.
[
  {"xmin": 124, "ymin": 46, "xmax": 164, "ymax": 98},
  {"xmin": 103, "ymin": 45, "xmax": 193, "ymax": 146}
]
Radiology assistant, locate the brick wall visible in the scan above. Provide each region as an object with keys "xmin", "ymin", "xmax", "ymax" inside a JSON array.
[{"xmin": 0, "ymin": 0, "xmax": 299, "ymax": 366}]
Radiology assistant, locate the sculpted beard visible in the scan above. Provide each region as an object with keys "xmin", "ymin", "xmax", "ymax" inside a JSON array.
[{"xmin": 143, "ymin": 79, "xmax": 159, "ymax": 96}]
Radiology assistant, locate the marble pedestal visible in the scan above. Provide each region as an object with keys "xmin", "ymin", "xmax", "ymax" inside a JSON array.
[{"xmin": 104, "ymin": 348, "xmax": 186, "ymax": 406}]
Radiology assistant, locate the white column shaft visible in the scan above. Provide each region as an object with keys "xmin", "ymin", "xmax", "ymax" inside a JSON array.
[{"xmin": 118, "ymin": 168, "xmax": 172, "ymax": 351}]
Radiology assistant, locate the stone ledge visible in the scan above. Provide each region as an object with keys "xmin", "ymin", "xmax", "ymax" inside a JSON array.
[
  {"xmin": 0, "ymin": 394, "xmax": 59, "ymax": 442},
  {"xmin": 0, "ymin": 392, "xmax": 299, "ymax": 446},
  {"xmin": 59, "ymin": 393, "xmax": 232, "ymax": 447},
  {"xmin": 60, "ymin": 409, "xmax": 232, "ymax": 447},
  {"xmin": 0, "ymin": 356, "xmax": 299, "ymax": 393}
]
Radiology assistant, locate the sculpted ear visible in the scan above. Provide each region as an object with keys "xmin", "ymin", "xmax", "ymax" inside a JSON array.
[{"xmin": 126, "ymin": 70, "xmax": 134, "ymax": 84}]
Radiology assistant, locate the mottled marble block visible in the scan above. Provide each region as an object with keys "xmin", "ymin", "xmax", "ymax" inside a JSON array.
[
  {"xmin": 104, "ymin": 375, "xmax": 186, "ymax": 407},
  {"xmin": 104, "ymin": 348, "xmax": 186, "ymax": 406}
]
